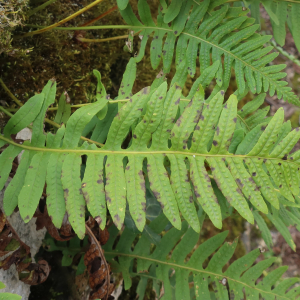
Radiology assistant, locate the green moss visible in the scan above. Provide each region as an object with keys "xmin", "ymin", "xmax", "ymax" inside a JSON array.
[{"xmin": 0, "ymin": 0, "xmax": 29, "ymax": 55}]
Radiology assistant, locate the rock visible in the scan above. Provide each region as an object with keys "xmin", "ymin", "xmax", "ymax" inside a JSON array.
[{"xmin": 0, "ymin": 181, "xmax": 46, "ymax": 298}]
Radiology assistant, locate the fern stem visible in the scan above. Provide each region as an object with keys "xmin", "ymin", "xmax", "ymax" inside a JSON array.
[
  {"xmin": 1, "ymin": 135, "xmax": 298, "ymax": 168},
  {"xmin": 270, "ymin": 40, "xmax": 300, "ymax": 67},
  {"xmin": 77, "ymin": 34, "xmax": 130, "ymax": 43},
  {"xmin": 27, "ymin": 0, "xmax": 58, "ymax": 17},
  {"xmin": 0, "ymin": 106, "xmax": 14, "ymax": 118},
  {"xmin": 18, "ymin": 0, "xmax": 106, "ymax": 38},
  {"xmin": 5, "ymin": 98, "xmax": 191, "ymax": 112},
  {"xmin": 77, "ymin": 30, "xmax": 142, "ymax": 43},
  {"xmin": 237, "ymin": 114, "xmax": 250, "ymax": 131},
  {"xmin": 0, "ymin": 78, "xmax": 23, "ymax": 107},
  {"xmin": 24, "ymin": 25, "xmax": 160, "ymax": 31}
]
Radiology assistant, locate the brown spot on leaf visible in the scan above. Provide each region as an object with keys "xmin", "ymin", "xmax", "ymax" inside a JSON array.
[
  {"xmin": 64, "ymin": 188, "xmax": 69, "ymax": 197},
  {"xmin": 158, "ymin": 201, "xmax": 164, "ymax": 209},
  {"xmin": 235, "ymin": 178, "xmax": 244, "ymax": 187},
  {"xmin": 142, "ymin": 202, "xmax": 146, "ymax": 212},
  {"xmin": 236, "ymin": 188, "xmax": 243, "ymax": 195},
  {"xmin": 153, "ymin": 191, "xmax": 160, "ymax": 199}
]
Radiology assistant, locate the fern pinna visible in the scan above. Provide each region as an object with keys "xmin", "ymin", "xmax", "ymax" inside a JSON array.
[
  {"xmin": 0, "ymin": 61, "xmax": 300, "ymax": 242},
  {"xmin": 247, "ymin": 0, "xmax": 300, "ymax": 52},
  {"xmin": 116, "ymin": 0, "xmax": 300, "ymax": 106},
  {"xmin": 105, "ymin": 213, "xmax": 300, "ymax": 300}
]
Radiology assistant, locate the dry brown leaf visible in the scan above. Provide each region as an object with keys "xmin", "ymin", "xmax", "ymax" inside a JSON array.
[
  {"xmin": 0, "ymin": 209, "xmax": 51, "ymax": 284},
  {"xmin": 85, "ymin": 221, "xmax": 114, "ymax": 300}
]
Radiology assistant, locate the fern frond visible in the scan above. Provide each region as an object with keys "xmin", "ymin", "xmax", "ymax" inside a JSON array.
[
  {"xmin": 1, "ymin": 72, "xmax": 300, "ymax": 238},
  {"xmin": 118, "ymin": 0, "xmax": 299, "ymax": 105},
  {"xmin": 158, "ymin": 0, "xmax": 300, "ymax": 60},
  {"xmin": 248, "ymin": 0, "xmax": 300, "ymax": 53},
  {"xmin": 103, "ymin": 214, "xmax": 300, "ymax": 300}
]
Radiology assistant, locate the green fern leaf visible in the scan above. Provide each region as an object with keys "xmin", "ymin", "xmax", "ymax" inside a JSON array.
[
  {"xmin": 63, "ymin": 96, "xmax": 108, "ymax": 149},
  {"xmin": 3, "ymin": 94, "xmax": 44, "ymax": 138},
  {"xmin": 105, "ymin": 154, "xmax": 127, "ymax": 230},
  {"xmin": 227, "ymin": 158, "xmax": 268, "ymax": 213},
  {"xmin": 1, "ymin": 73, "xmax": 300, "ymax": 238},
  {"xmin": 0, "ymin": 145, "xmax": 22, "ymax": 191},
  {"xmin": 248, "ymin": 108, "xmax": 284, "ymax": 156},
  {"xmin": 169, "ymin": 154, "xmax": 200, "ymax": 232},
  {"xmin": 147, "ymin": 154, "xmax": 181, "ymax": 229},
  {"xmin": 171, "ymin": 85, "xmax": 204, "ymax": 151},
  {"xmin": 253, "ymin": 210, "xmax": 273, "ymax": 249},
  {"xmin": 210, "ymin": 95, "xmax": 237, "ymax": 154},
  {"xmin": 208, "ymin": 157, "xmax": 254, "ymax": 223},
  {"xmin": 268, "ymin": 206, "xmax": 296, "ymax": 251},
  {"xmin": 189, "ymin": 156, "xmax": 222, "ymax": 229},
  {"xmin": 125, "ymin": 155, "xmax": 146, "ymax": 232},
  {"xmin": 3, "ymin": 151, "xmax": 31, "ymax": 215},
  {"xmin": 82, "ymin": 148, "xmax": 106, "ymax": 230},
  {"xmin": 104, "ymin": 87, "xmax": 149, "ymax": 150},
  {"xmin": 190, "ymin": 90, "xmax": 224, "ymax": 153},
  {"xmin": 131, "ymin": 83, "xmax": 167, "ymax": 150},
  {"xmin": 61, "ymin": 152, "xmax": 86, "ymax": 238},
  {"xmin": 103, "ymin": 218, "xmax": 300, "ymax": 299},
  {"xmin": 46, "ymin": 152, "xmax": 66, "ymax": 228},
  {"xmin": 53, "ymin": 93, "xmax": 71, "ymax": 126},
  {"xmin": 118, "ymin": 57, "xmax": 137, "ymax": 99},
  {"xmin": 248, "ymin": 0, "xmax": 300, "ymax": 53},
  {"xmin": 19, "ymin": 151, "xmax": 50, "ymax": 222},
  {"xmin": 118, "ymin": 0, "xmax": 299, "ymax": 105},
  {"xmin": 151, "ymin": 83, "xmax": 182, "ymax": 150}
]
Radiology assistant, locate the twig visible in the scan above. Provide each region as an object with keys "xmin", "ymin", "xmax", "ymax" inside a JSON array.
[
  {"xmin": 85, "ymin": 223, "xmax": 110, "ymax": 300},
  {"xmin": 80, "ymin": 5, "xmax": 118, "ymax": 27}
]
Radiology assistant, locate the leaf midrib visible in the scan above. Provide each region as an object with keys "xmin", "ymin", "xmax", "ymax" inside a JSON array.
[
  {"xmin": 1, "ymin": 136, "xmax": 299, "ymax": 169},
  {"xmin": 104, "ymin": 250, "xmax": 292, "ymax": 299}
]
